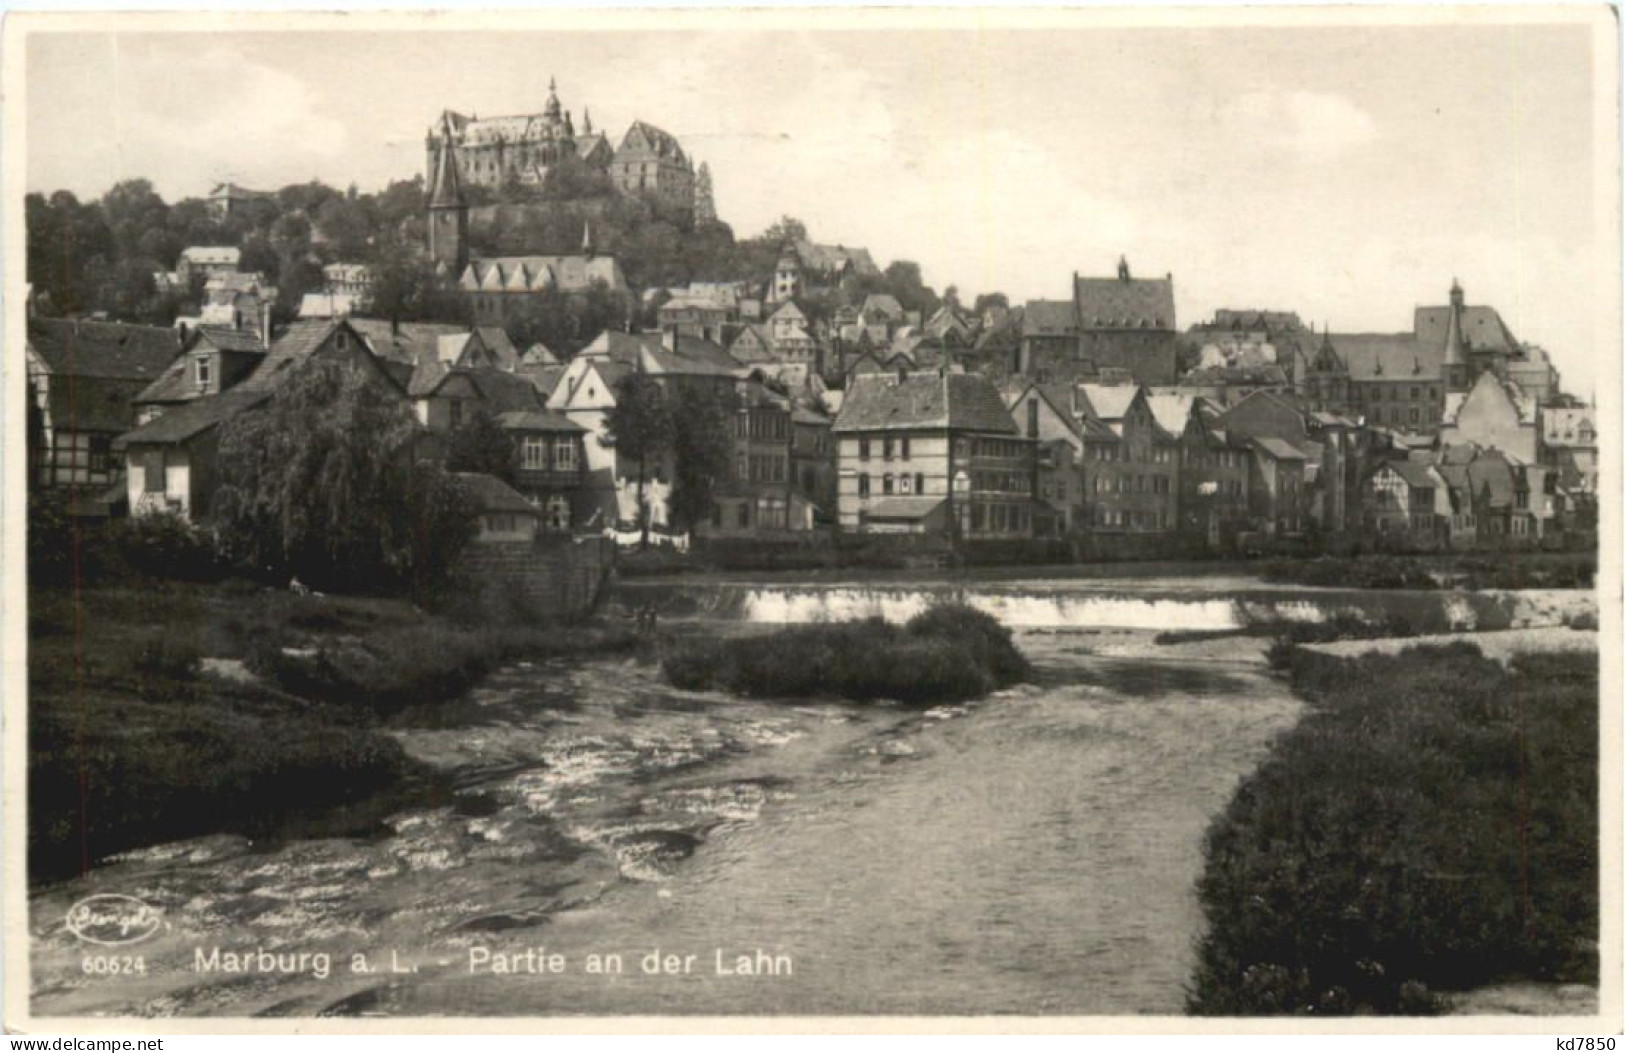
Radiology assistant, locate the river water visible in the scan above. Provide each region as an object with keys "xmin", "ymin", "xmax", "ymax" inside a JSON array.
[{"xmin": 31, "ymin": 630, "xmax": 1301, "ymax": 1018}]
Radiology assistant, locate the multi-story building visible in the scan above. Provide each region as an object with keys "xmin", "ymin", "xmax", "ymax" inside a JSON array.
[
  {"xmin": 702, "ymin": 382, "xmax": 816, "ymax": 538},
  {"xmin": 26, "ymin": 318, "xmax": 181, "ymax": 496},
  {"xmin": 117, "ymin": 320, "xmax": 403, "ymax": 521},
  {"xmin": 174, "ymin": 246, "xmax": 241, "ymax": 286},
  {"xmin": 791, "ymin": 403, "xmax": 836, "ymax": 520},
  {"xmin": 134, "ymin": 326, "xmax": 268, "ymax": 426},
  {"xmin": 496, "ymin": 408, "xmax": 597, "ymax": 531},
  {"xmin": 833, "ymin": 373, "xmax": 1037, "ymax": 538},
  {"xmin": 608, "ymin": 120, "xmax": 696, "ymax": 215},
  {"xmin": 1177, "ymin": 402, "xmax": 1252, "ymax": 549},
  {"xmin": 1019, "ymin": 258, "xmax": 1177, "ymax": 387},
  {"xmin": 1075, "ymin": 382, "xmax": 1179, "ymax": 533}
]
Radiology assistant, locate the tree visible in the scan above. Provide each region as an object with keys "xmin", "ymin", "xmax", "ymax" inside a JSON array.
[
  {"xmin": 884, "ymin": 260, "xmax": 940, "ymax": 317},
  {"xmin": 760, "ymin": 215, "xmax": 808, "ymax": 245},
  {"xmin": 212, "ymin": 357, "xmax": 474, "ymax": 595},
  {"xmin": 972, "ymin": 292, "xmax": 1010, "ymax": 315},
  {"xmin": 101, "ymin": 179, "xmax": 170, "ymax": 260},
  {"xmin": 604, "ymin": 373, "xmax": 672, "ymax": 548},
  {"xmin": 668, "ymin": 386, "xmax": 734, "ymax": 536},
  {"xmin": 445, "ymin": 411, "xmax": 518, "ymax": 484}
]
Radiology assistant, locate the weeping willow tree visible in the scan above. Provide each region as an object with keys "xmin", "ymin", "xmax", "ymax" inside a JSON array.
[{"xmin": 213, "ymin": 357, "xmax": 475, "ymax": 595}]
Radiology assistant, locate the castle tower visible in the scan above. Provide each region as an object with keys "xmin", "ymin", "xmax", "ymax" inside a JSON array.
[
  {"xmin": 427, "ymin": 113, "xmax": 469, "ymax": 275},
  {"xmin": 545, "ymin": 77, "xmax": 562, "ymax": 121},
  {"xmin": 694, "ymin": 162, "xmax": 716, "ymax": 226}
]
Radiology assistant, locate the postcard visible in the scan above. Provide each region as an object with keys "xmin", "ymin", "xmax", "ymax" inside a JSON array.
[{"xmin": 4, "ymin": 5, "xmax": 1619, "ymax": 1035}]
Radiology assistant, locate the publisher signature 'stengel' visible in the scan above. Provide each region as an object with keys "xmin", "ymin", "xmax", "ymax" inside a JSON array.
[{"xmin": 65, "ymin": 895, "xmax": 163, "ymax": 946}]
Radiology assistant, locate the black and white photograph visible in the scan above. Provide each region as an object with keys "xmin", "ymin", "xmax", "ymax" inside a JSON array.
[{"xmin": 4, "ymin": 6, "xmax": 1618, "ymax": 1032}]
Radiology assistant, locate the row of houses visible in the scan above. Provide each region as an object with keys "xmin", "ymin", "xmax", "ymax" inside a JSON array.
[{"xmin": 829, "ymin": 365, "xmax": 1594, "ymax": 551}]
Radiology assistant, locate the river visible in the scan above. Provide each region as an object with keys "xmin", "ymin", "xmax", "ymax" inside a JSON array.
[{"xmin": 29, "ymin": 624, "xmax": 1308, "ymax": 1019}]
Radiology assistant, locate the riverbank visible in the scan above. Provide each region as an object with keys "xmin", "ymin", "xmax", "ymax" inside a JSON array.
[
  {"xmin": 27, "ymin": 579, "xmax": 639, "ymax": 883},
  {"xmin": 1189, "ymin": 641, "xmax": 1598, "ymax": 1015}
]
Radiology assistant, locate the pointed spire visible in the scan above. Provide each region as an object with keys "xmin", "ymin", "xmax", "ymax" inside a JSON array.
[
  {"xmin": 545, "ymin": 77, "xmax": 562, "ymax": 120},
  {"xmin": 582, "ymin": 219, "xmax": 594, "ymax": 257},
  {"xmin": 582, "ymin": 107, "xmax": 593, "ymax": 136},
  {"xmin": 429, "ymin": 112, "xmax": 465, "ymax": 209}
]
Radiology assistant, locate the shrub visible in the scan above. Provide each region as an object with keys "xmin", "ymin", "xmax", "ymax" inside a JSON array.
[
  {"xmin": 659, "ymin": 603, "xmax": 1028, "ymax": 705},
  {"xmin": 1189, "ymin": 646, "xmax": 1598, "ymax": 1014},
  {"xmin": 109, "ymin": 512, "xmax": 222, "ymax": 581}
]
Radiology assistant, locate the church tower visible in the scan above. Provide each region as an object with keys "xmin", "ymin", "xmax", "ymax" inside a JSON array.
[
  {"xmin": 1443, "ymin": 277, "xmax": 1471, "ymax": 393},
  {"xmin": 428, "ymin": 112, "xmax": 469, "ymax": 276}
]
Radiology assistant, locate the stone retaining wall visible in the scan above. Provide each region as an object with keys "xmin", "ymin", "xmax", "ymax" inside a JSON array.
[{"xmin": 453, "ymin": 535, "xmax": 614, "ymax": 621}]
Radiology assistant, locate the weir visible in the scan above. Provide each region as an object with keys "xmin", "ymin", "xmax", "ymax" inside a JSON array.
[{"xmin": 614, "ymin": 579, "xmax": 1595, "ymax": 632}]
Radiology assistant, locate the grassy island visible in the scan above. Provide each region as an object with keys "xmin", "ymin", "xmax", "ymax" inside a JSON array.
[
  {"xmin": 1189, "ymin": 643, "xmax": 1597, "ymax": 1015},
  {"xmin": 28, "ymin": 578, "xmax": 637, "ymax": 883},
  {"xmin": 660, "ymin": 603, "xmax": 1030, "ymax": 705}
]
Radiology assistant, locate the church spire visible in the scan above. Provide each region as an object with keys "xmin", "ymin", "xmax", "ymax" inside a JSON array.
[
  {"xmin": 582, "ymin": 219, "xmax": 595, "ymax": 257},
  {"xmin": 429, "ymin": 112, "xmax": 465, "ymax": 208},
  {"xmin": 582, "ymin": 107, "xmax": 593, "ymax": 136}
]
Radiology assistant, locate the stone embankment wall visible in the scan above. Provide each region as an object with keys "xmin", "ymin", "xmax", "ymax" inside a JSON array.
[{"xmin": 454, "ymin": 536, "xmax": 615, "ymax": 620}]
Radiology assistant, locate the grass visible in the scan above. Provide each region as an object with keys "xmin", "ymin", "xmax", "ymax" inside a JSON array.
[
  {"xmin": 1255, "ymin": 552, "xmax": 1595, "ymax": 591},
  {"xmin": 28, "ymin": 578, "xmax": 639, "ymax": 883},
  {"xmin": 1188, "ymin": 644, "xmax": 1598, "ymax": 1015},
  {"xmin": 660, "ymin": 603, "xmax": 1030, "ymax": 705}
]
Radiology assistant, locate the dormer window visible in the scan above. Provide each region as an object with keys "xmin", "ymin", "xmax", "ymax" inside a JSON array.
[{"xmin": 195, "ymin": 356, "xmax": 211, "ymax": 392}]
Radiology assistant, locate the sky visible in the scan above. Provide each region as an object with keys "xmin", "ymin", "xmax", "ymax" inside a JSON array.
[{"xmin": 23, "ymin": 15, "xmax": 1614, "ymax": 398}]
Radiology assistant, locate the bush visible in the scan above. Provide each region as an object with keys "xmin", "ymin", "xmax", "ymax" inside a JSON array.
[
  {"xmin": 108, "ymin": 512, "xmax": 222, "ymax": 581},
  {"xmin": 1189, "ymin": 645, "xmax": 1598, "ymax": 1014},
  {"xmin": 659, "ymin": 603, "xmax": 1028, "ymax": 705}
]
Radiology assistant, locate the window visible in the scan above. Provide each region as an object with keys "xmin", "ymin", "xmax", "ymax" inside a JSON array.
[
  {"xmin": 547, "ymin": 495, "xmax": 570, "ymax": 531},
  {"xmin": 858, "ymin": 474, "xmax": 870, "ymax": 498},
  {"xmin": 883, "ymin": 473, "xmax": 895, "ymax": 495},
  {"xmin": 523, "ymin": 437, "xmax": 546, "ymax": 470},
  {"xmin": 915, "ymin": 473, "xmax": 925, "ymax": 495},
  {"xmin": 195, "ymin": 356, "xmax": 212, "ymax": 391},
  {"xmin": 859, "ymin": 437, "xmax": 871, "ymax": 460},
  {"xmin": 142, "ymin": 450, "xmax": 165, "ymax": 494},
  {"xmin": 553, "ymin": 441, "xmax": 577, "ymax": 471},
  {"xmin": 737, "ymin": 502, "xmax": 751, "ymax": 528},
  {"xmin": 900, "ymin": 474, "xmax": 913, "ymax": 494},
  {"xmin": 883, "ymin": 437, "xmax": 894, "ymax": 459},
  {"xmin": 900, "ymin": 436, "xmax": 911, "ymax": 459},
  {"xmin": 88, "ymin": 435, "xmax": 112, "ymax": 474},
  {"xmin": 449, "ymin": 400, "xmax": 464, "ymax": 427}
]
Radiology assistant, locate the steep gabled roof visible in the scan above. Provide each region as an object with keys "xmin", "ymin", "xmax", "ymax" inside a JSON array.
[
  {"xmin": 236, "ymin": 319, "xmax": 394, "ymax": 395},
  {"xmin": 115, "ymin": 387, "xmax": 273, "ymax": 448},
  {"xmin": 1251, "ymin": 436, "xmax": 1307, "ymax": 462},
  {"xmin": 1415, "ymin": 304, "xmax": 1518, "ymax": 354},
  {"xmin": 27, "ymin": 318, "xmax": 180, "ymax": 380},
  {"xmin": 1328, "ymin": 333, "xmax": 1440, "ymax": 382},
  {"xmin": 1074, "ymin": 274, "xmax": 1175, "ymax": 330},
  {"xmin": 1022, "ymin": 300, "xmax": 1076, "ymax": 338},
  {"xmin": 834, "ymin": 373, "xmax": 1017, "ymax": 434}
]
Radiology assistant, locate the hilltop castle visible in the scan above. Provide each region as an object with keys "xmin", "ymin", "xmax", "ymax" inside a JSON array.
[{"xmin": 424, "ymin": 79, "xmax": 704, "ymax": 218}]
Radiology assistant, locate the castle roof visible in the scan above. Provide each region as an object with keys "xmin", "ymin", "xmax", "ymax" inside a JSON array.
[{"xmin": 614, "ymin": 121, "xmax": 689, "ymax": 166}]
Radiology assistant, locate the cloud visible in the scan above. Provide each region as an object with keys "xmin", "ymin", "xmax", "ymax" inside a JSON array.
[
  {"xmin": 1219, "ymin": 89, "xmax": 1377, "ymax": 161},
  {"xmin": 116, "ymin": 44, "xmax": 348, "ymax": 192}
]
